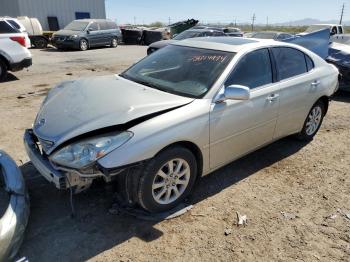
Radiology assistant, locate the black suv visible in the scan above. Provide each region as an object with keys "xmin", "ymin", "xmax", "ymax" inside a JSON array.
[{"xmin": 52, "ymin": 19, "xmax": 122, "ymax": 51}]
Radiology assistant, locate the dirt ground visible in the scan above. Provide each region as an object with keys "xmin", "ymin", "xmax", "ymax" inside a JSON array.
[{"xmin": 0, "ymin": 46, "xmax": 349, "ymax": 262}]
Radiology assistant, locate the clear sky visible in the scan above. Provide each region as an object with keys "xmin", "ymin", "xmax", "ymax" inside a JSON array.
[{"xmin": 105, "ymin": 0, "xmax": 347, "ymax": 25}]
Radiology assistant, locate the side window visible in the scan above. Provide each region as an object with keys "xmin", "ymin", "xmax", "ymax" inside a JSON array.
[
  {"xmin": 305, "ymin": 55, "xmax": 314, "ymax": 71},
  {"xmin": 7, "ymin": 20, "xmax": 21, "ymax": 30},
  {"xmin": 99, "ymin": 22, "xmax": 108, "ymax": 30},
  {"xmin": 225, "ymin": 48, "xmax": 273, "ymax": 89},
  {"xmin": 88, "ymin": 22, "xmax": 99, "ymax": 31},
  {"xmin": 331, "ymin": 26, "xmax": 337, "ymax": 35},
  {"xmin": 338, "ymin": 26, "xmax": 343, "ymax": 34},
  {"xmin": 108, "ymin": 22, "xmax": 117, "ymax": 29},
  {"xmin": 214, "ymin": 31, "xmax": 224, "ymax": 36},
  {"xmin": 0, "ymin": 21, "xmax": 18, "ymax": 33},
  {"xmin": 272, "ymin": 47, "xmax": 307, "ymax": 80}
]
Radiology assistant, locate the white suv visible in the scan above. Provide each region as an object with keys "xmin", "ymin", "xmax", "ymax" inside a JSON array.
[{"xmin": 0, "ymin": 18, "xmax": 32, "ymax": 81}]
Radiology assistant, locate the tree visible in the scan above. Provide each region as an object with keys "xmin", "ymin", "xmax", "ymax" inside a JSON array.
[{"xmin": 149, "ymin": 21, "xmax": 164, "ymax": 28}]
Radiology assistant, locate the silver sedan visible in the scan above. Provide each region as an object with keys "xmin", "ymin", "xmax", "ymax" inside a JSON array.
[{"xmin": 24, "ymin": 37, "xmax": 339, "ymax": 213}]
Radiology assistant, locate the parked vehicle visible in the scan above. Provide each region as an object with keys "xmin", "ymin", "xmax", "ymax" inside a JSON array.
[
  {"xmin": 24, "ymin": 37, "xmax": 338, "ymax": 213},
  {"xmin": 223, "ymin": 27, "xmax": 243, "ymax": 37},
  {"xmin": 1, "ymin": 17, "xmax": 31, "ymax": 48},
  {"xmin": 302, "ymin": 24, "xmax": 344, "ymax": 36},
  {"xmin": 16, "ymin": 16, "xmax": 49, "ymax": 49},
  {"xmin": 0, "ymin": 150, "xmax": 29, "ymax": 261},
  {"xmin": 52, "ymin": 19, "xmax": 122, "ymax": 51},
  {"xmin": 0, "ymin": 18, "xmax": 32, "ymax": 81},
  {"xmin": 169, "ymin": 19, "xmax": 199, "ymax": 37},
  {"xmin": 247, "ymin": 31, "xmax": 294, "ymax": 40},
  {"xmin": 147, "ymin": 29, "xmax": 226, "ymax": 55}
]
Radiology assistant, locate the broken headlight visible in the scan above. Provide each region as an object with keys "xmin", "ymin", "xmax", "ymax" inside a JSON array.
[{"xmin": 50, "ymin": 131, "xmax": 133, "ymax": 169}]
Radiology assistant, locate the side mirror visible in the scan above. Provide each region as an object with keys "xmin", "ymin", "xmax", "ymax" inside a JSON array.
[
  {"xmin": 87, "ymin": 28, "xmax": 92, "ymax": 34},
  {"xmin": 216, "ymin": 85, "xmax": 250, "ymax": 103}
]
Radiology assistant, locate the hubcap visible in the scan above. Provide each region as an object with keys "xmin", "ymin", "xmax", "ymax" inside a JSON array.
[
  {"xmin": 112, "ymin": 39, "xmax": 117, "ymax": 46},
  {"xmin": 81, "ymin": 41, "xmax": 88, "ymax": 50},
  {"xmin": 152, "ymin": 158, "xmax": 190, "ymax": 205},
  {"xmin": 305, "ymin": 106, "xmax": 322, "ymax": 135}
]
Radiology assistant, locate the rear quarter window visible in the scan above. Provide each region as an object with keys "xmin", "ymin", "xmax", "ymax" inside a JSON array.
[
  {"xmin": 272, "ymin": 47, "xmax": 308, "ymax": 80},
  {"xmin": 305, "ymin": 55, "xmax": 314, "ymax": 71},
  {"xmin": 0, "ymin": 21, "xmax": 18, "ymax": 33}
]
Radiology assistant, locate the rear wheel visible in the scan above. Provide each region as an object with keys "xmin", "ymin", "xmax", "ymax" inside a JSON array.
[
  {"xmin": 137, "ymin": 147, "xmax": 197, "ymax": 213},
  {"xmin": 110, "ymin": 37, "xmax": 118, "ymax": 48},
  {"xmin": 296, "ymin": 100, "xmax": 325, "ymax": 141},
  {"xmin": 0, "ymin": 59, "xmax": 7, "ymax": 82},
  {"xmin": 79, "ymin": 39, "xmax": 88, "ymax": 51},
  {"xmin": 33, "ymin": 37, "xmax": 48, "ymax": 49}
]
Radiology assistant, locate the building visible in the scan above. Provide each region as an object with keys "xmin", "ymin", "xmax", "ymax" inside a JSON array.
[{"xmin": 0, "ymin": 0, "xmax": 106, "ymax": 31}]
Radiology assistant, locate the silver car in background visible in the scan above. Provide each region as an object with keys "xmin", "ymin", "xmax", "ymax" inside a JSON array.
[{"xmin": 24, "ymin": 37, "xmax": 338, "ymax": 213}]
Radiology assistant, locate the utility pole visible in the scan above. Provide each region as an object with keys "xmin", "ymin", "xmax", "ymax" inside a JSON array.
[
  {"xmin": 340, "ymin": 3, "xmax": 345, "ymax": 25},
  {"xmin": 168, "ymin": 17, "xmax": 171, "ymax": 25},
  {"xmin": 266, "ymin": 16, "xmax": 269, "ymax": 28},
  {"xmin": 234, "ymin": 18, "xmax": 237, "ymax": 27},
  {"xmin": 251, "ymin": 13, "xmax": 256, "ymax": 31},
  {"xmin": 134, "ymin": 16, "xmax": 136, "ymax": 26}
]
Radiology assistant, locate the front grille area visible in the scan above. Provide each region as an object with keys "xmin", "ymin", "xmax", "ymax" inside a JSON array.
[{"xmin": 54, "ymin": 36, "xmax": 66, "ymax": 41}]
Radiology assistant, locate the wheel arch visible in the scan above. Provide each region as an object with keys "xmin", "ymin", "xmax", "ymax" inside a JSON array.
[
  {"xmin": 156, "ymin": 141, "xmax": 204, "ymax": 179},
  {"xmin": 317, "ymin": 96, "xmax": 330, "ymax": 115},
  {"xmin": 0, "ymin": 54, "xmax": 10, "ymax": 70}
]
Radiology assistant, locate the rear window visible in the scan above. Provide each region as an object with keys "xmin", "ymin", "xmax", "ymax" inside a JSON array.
[
  {"xmin": 7, "ymin": 20, "xmax": 21, "ymax": 29},
  {"xmin": 272, "ymin": 47, "xmax": 308, "ymax": 80},
  {"xmin": 0, "ymin": 21, "xmax": 19, "ymax": 33}
]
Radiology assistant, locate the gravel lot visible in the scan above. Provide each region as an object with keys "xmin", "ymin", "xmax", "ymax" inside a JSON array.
[{"xmin": 0, "ymin": 46, "xmax": 349, "ymax": 261}]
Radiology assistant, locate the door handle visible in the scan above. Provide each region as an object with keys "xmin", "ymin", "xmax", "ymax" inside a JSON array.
[
  {"xmin": 311, "ymin": 80, "xmax": 321, "ymax": 87},
  {"xmin": 267, "ymin": 94, "xmax": 279, "ymax": 102}
]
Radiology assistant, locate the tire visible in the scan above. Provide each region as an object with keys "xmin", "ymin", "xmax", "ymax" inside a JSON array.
[
  {"xmin": 0, "ymin": 59, "xmax": 7, "ymax": 82},
  {"xmin": 33, "ymin": 37, "xmax": 48, "ymax": 49},
  {"xmin": 137, "ymin": 146, "xmax": 197, "ymax": 213},
  {"xmin": 296, "ymin": 100, "xmax": 325, "ymax": 141},
  {"xmin": 110, "ymin": 37, "xmax": 118, "ymax": 48},
  {"xmin": 79, "ymin": 39, "xmax": 89, "ymax": 51}
]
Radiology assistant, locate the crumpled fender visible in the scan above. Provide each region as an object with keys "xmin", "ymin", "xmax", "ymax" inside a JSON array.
[{"xmin": 0, "ymin": 151, "xmax": 30, "ymax": 261}]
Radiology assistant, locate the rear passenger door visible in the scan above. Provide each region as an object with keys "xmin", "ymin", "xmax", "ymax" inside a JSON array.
[
  {"xmin": 98, "ymin": 21, "xmax": 111, "ymax": 45},
  {"xmin": 272, "ymin": 47, "xmax": 317, "ymax": 138}
]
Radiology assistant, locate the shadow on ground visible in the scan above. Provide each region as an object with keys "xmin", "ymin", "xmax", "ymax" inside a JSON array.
[
  {"xmin": 0, "ymin": 73, "xmax": 19, "ymax": 83},
  {"xmin": 332, "ymin": 90, "xmax": 350, "ymax": 103},
  {"xmin": 17, "ymin": 137, "xmax": 308, "ymax": 261}
]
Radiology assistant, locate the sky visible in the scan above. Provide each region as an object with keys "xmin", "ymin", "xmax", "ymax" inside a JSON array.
[{"xmin": 105, "ymin": 0, "xmax": 347, "ymax": 25}]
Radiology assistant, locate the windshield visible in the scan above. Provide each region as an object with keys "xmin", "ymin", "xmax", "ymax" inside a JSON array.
[
  {"xmin": 121, "ymin": 45, "xmax": 234, "ymax": 98},
  {"xmin": 64, "ymin": 21, "xmax": 89, "ymax": 31},
  {"xmin": 305, "ymin": 25, "xmax": 330, "ymax": 32},
  {"xmin": 174, "ymin": 31, "xmax": 203, "ymax": 40},
  {"xmin": 224, "ymin": 28, "xmax": 240, "ymax": 33}
]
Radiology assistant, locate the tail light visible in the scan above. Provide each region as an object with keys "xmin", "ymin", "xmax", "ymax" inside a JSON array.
[{"xmin": 10, "ymin": 36, "xmax": 26, "ymax": 47}]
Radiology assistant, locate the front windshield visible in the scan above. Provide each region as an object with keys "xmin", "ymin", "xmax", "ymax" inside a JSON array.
[
  {"xmin": 121, "ymin": 45, "xmax": 234, "ymax": 98},
  {"xmin": 64, "ymin": 21, "xmax": 89, "ymax": 31},
  {"xmin": 174, "ymin": 31, "xmax": 203, "ymax": 40},
  {"xmin": 305, "ymin": 25, "xmax": 330, "ymax": 32}
]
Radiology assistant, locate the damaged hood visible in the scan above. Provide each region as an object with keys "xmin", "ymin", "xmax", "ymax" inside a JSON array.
[{"xmin": 33, "ymin": 75, "xmax": 193, "ymax": 151}]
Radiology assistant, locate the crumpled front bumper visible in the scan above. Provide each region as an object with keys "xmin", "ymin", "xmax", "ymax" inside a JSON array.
[
  {"xmin": 0, "ymin": 150, "xmax": 30, "ymax": 261},
  {"xmin": 23, "ymin": 129, "xmax": 67, "ymax": 190}
]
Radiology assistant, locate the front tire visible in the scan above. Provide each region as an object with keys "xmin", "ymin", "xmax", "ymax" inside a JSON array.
[
  {"xmin": 137, "ymin": 147, "xmax": 197, "ymax": 213},
  {"xmin": 79, "ymin": 39, "xmax": 89, "ymax": 51},
  {"xmin": 296, "ymin": 100, "xmax": 325, "ymax": 141},
  {"xmin": 110, "ymin": 37, "xmax": 118, "ymax": 48}
]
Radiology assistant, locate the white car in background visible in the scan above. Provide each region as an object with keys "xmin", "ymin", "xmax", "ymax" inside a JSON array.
[
  {"xmin": 1, "ymin": 17, "xmax": 31, "ymax": 47},
  {"xmin": 0, "ymin": 18, "xmax": 32, "ymax": 81}
]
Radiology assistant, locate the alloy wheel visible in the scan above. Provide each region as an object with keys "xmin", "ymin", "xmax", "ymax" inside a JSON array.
[
  {"xmin": 305, "ymin": 106, "xmax": 322, "ymax": 135},
  {"xmin": 151, "ymin": 158, "xmax": 191, "ymax": 205}
]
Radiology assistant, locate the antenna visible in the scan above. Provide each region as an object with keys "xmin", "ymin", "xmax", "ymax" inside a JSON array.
[
  {"xmin": 251, "ymin": 13, "xmax": 256, "ymax": 31},
  {"xmin": 340, "ymin": 3, "xmax": 345, "ymax": 25}
]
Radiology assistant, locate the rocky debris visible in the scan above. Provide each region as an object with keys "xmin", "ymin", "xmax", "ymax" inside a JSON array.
[
  {"xmin": 281, "ymin": 212, "xmax": 299, "ymax": 220},
  {"xmin": 236, "ymin": 211, "xmax": 248, "ymax": 227},
  {"xmin": 224, "ymin": 228, "xmax": 232, "ymax": 236}
]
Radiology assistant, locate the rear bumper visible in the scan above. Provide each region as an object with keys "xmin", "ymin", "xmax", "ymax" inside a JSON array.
[
  {"xmin": 9, "ymin": 57, "xmax": 32, "ymax": 72},
  {"xmin": 0, "ymin": 151, "xmax": 30, "ymax": 261},
  {"xmin": 23, "ymin": 129, "xmax": 67, "ymax": 190}
]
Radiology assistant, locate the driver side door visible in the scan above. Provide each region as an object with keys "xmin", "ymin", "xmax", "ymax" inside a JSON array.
[{"xmin": 209, "ymin": 48, "xmax": 280, "ymax": 169}]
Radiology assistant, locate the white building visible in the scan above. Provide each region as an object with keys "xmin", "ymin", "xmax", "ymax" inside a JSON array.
[{"xmin": 0, "ymin": 0, "xmax": 106, "ymax": 31}]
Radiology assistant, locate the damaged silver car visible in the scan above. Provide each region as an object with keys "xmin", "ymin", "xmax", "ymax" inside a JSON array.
[{"xmin": 24, "ymin": 37, "xmax": 339, "ymax": 213}]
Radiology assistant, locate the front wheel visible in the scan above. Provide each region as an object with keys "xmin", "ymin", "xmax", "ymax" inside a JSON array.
[
  {"xmin": 110, "ymin": 37, "xmax": 118, "ymax": 48},
  {"xmin": 137, "ymin": 147, "xmax": 197, "ymax": 213},
  {"xmin": 296, "ymin": 100, "xmax": 325, "ymax": 141},
  {"xmin": 79, "ymin": 39, "xmax": 89, "ymax": 51}
]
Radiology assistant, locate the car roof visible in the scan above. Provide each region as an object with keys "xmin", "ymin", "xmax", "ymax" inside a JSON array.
[
  {"xmin": 74, "ymin": 19, "xmax": 114, "ymax": 23},
  {"xmin": 172, "ymin": 36, "xmax": 298, "ymax": 53},
  {"xmin": 186, "ymin": 28, "xmax": 223, "ymax": 33}
]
